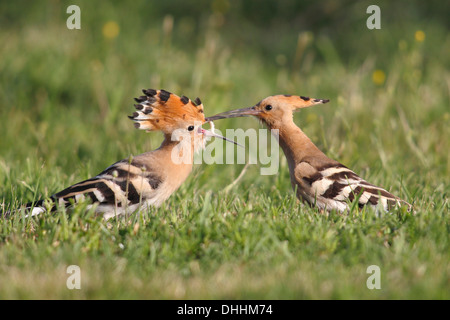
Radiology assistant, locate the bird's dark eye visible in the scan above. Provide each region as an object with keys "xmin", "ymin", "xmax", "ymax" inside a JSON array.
[
  {"xmin": 265, "ymin": 104, "xmax": 273, "ymax": 111},
  {"xmin": 187, "ymin": 125, "xmax": 195, "ymax": 131}
]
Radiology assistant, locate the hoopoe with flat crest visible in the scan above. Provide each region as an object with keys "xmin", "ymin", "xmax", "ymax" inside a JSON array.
[
  {"xmin": 206, "ymin": 95, "xmax": 412, "ymax": 213},
  {"xmin": 7, "ymin": 89, "xmax": 233, "ymax": 219}
]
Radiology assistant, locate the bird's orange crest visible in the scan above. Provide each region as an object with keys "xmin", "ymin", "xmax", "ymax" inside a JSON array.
[{"xmin": 129, "ymin": 89, "xmax": 206, "ymax": 133}]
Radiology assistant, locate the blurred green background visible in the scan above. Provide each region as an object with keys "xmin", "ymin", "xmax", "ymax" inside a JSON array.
[
  {"xmin": 0, "ymin": 0, "xmax": 448, "ymax": 299},
  {"xmin": 0, "ymin": 0, "xmax": 448, "ymax": 175}
]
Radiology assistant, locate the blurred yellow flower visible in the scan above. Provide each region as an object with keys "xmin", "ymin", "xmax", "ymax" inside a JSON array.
[
  {"xmin": 102, "ymin": 21, "xmax": 120, "ymax": 39},
  {"xmin": 372, "ymin": 70, "xmax": 386, "ymax": 85},
  {"xmin": 415, "ymin": 30, "xmax": 425, "ymax": 42}
]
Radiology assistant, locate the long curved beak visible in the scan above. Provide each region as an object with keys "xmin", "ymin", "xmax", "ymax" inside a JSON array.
[
  {"xmin": 205, "ymin": 106, "xmax": 261, "ymax": 121},
  {"xmin": 198, "ymin": 126, "xmax": 243, "ymax": 147}
]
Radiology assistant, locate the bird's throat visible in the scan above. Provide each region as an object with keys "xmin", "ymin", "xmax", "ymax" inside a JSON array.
[{"xmin": 269, "ymin": 119, "xmax": 325, "ymax": 166}]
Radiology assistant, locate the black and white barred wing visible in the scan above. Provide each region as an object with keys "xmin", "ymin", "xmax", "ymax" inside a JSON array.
[
  {"xmin": 25, "ymin": 160, "xmax": 164, "ymax": 219},
  {"xmin": 297, "ymin": 162, "xmax": 409, "ymax": 212}
]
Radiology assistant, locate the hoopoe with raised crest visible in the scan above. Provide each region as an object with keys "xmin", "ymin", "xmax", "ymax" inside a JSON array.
[
  {"xmin": 6, "ymin": 89, "xmax": 232, "ymax": 219},
  {"xmin": 206, "ymin": 95, "xmax": 412, "ymax": 213}
]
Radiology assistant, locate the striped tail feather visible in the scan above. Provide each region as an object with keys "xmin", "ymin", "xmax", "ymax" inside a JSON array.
[
  {"xmin": 24, "ymin": 199, "xmax": 56, "ymax": 217},
  {"xmin": 2, "ymin": 199, "xmax": 56, "ymax": 218}
]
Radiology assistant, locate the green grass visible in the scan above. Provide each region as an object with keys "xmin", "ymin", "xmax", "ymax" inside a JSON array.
[{"xmin": 0, "ymin": 1, "xmax": 449, "ymax": 299}]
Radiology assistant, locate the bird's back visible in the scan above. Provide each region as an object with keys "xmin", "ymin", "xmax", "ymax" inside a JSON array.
[
  {"xmin": 293, "ymin": 159, "xmax": 410, "ymax": 212},
  {"xmin": 21, "ymin": 156, "xmax": 166, "ymax": 219}
]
